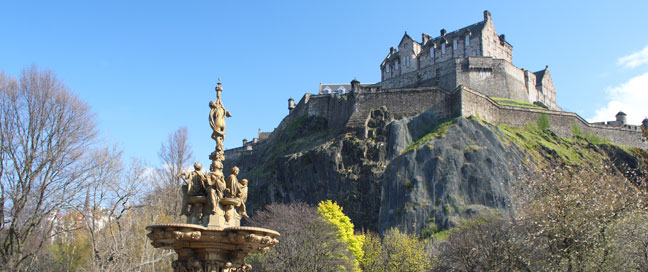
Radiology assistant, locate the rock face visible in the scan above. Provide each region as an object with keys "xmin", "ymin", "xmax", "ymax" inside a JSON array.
[
  {"xmin": 229, "ymin": 110, "xmax": 647, "ymax": 234},
  {"xmin": 380, "ymin": 116, "xmax": 529, "ymax": 233}
]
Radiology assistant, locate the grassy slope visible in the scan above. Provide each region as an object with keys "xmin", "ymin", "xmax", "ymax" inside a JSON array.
[{"xmin": 491, "ymin": 97, "xmax": 545, "ymax": 110}]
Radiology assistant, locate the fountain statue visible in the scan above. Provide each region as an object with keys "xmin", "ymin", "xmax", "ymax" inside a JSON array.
[{"xmin": 146, "ymin": 80, "xmax": 279, "ymax": 272}]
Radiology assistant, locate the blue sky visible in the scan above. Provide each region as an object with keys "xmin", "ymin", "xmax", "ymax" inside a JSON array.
[{"xmin": 2, "ymin": 1, "xmax": 648, "ymax": 166}]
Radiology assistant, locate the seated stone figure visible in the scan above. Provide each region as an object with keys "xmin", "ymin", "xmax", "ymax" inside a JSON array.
[{"xmin": 178, "ymin": 163, "xmax": 207, "ymax": 216}]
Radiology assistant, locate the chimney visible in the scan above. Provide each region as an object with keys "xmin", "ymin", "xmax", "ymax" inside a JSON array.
[
  {"xmin": 351, "ymin": 78, "xmax": 360, "ymax": 93},
  {"xmin": 390, "ymin": 47, "xmax": 396, "ymax": 54},
  {"xmin": 242, "ymin": 138, "xmax": 248, "ymax": 146},
  {"xmin": 258, "ymin": 128, "xmax": 262, "ymax": 138},
  {"xmin": 484, "ymin": 10, "xmax": 491, "ymax": 21},
  {"xmin": 440, "ymin": 29, "xmax": 446, "ymax": 36},
  {"xmin": 288, "ymin": 97, "xmax": 295, "ymax": 112},
  {"xmin": 499, "ymin": 34, "xmax": 506, "ymax": 45},
  {"xmin": 422, "ymin": 33, "xmax": 429, "ymax": 44}
]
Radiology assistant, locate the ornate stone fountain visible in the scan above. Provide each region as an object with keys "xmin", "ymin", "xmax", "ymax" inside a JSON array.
[{"xmin": 146, "ymin": 80, "xmax": 279, "ymax": 272}]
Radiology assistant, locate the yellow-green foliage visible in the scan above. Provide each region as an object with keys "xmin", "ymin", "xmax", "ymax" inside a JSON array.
[
  {"xmin": 318, "ymin": 200, "xmax": 365, "ymax": 271},
  {"xmin": 571, "ymin": 124, "xmax": 583, "ymax": 137},
  {"xmin": 49, "ymin": 234, "xmax": 92, "ymax": 271},
  {"xmin": 402, "ymin": 119, "xmax": 455, "ymax": 155},
  {"xmin": 361, "ymin": 229, "xmax": 433, "ymax": 272},
  {"xmin": 491, "ymin": 97, "xmax": 545, "ymax": 110},
  {"xmin": 537, "ymin": 113, "xmax": 550, "ymax": 131}
]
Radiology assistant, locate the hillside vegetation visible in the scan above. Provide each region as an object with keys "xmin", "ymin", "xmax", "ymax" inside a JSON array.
[
  {"xmin": 235, "ymin": 109, "xmax": 648, "ymax": 271},
  {"xmin": 229, "ymin": 109, "xmax": 648, "ymax": 234}
]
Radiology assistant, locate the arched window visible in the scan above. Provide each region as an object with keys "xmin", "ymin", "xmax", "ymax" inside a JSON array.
[{"xmin": 337, "ymin": 86, "xmax": 346, "ymax": 94}]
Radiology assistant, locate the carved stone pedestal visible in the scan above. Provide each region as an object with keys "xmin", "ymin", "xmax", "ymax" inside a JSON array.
[
  {"xmin": 146, "ymin": 224, "xmax": 279, "ymax": 272},
  {"xmin": 186, "ymin": 197, "xmax": 241, "ymax": 228}
]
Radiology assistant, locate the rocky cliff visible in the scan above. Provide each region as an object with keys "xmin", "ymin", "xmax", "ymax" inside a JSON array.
[{"xmin": 228, "ymin": 109, "xmax": 648, "ymax": 234}]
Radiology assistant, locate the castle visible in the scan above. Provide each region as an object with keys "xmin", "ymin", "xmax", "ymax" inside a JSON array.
[
  {"xmin": 230, "ymin": 11, "xmax": 647, "ymax": 154},
  {"xmin": 379, "ymin": 10, "xmax": 557, "ymax": 111}
]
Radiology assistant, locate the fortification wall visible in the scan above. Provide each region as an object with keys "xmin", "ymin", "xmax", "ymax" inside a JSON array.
[
  {"xmin": 346, "ymin": 87, "xmax": 458, "ymax": 136},
  {"xmin": 380, "ymin": 57, "xmax": 545, "ymax": 110},
  {"xmin": 459, "ymin": 87, "xmax": 647, "ymax": 149},
  {"xmin": 380, "ymin": 59, "xmax": 458, "ymax": 90},
  {"xmin": 456, "ymin": 57, "xmax": 529, "ymax": 102},
  {"xmin": 224, "ymin": 146, "xmax": 254, "ymax": 162},
  {"xmin": 265, "ymin": 92, "xmax": 356, "ymax": 144}
]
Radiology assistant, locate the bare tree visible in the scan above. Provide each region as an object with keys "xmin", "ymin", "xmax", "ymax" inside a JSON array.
[
  {"xmin": 0, "ymin": 66, "xmax": 98, "ymax": 270},
  {"xmin": 154, "ymin": 127, "xmax": 193, "ymax": 219},
  {"xmin": 246, "ymin": 203, "xmax": 355, "ymax": 272}
]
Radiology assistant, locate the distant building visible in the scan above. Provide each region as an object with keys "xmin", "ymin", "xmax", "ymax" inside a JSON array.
[{"xmin": 319, "ymin": 83, "xmax": 351, "ymax": 95}]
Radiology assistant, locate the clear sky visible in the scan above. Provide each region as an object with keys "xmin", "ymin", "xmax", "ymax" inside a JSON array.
[{"xmin": 2, "ymin": 1, "xmax": 648, "ymax": 166}]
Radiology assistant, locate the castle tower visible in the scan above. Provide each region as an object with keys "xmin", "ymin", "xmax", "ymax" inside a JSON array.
[
  {"xmin": 288, "ymin": 97, "xmax": 296, "ymax": 112},
  {"xmin": 351, "ymin": 78, "xmax": 360, "ymax": 92},
  {"xmin": 616, "ymin": 111, "xmax": 627, "ymax": 125}
]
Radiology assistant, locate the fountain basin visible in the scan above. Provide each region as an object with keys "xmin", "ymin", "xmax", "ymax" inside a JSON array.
[{"xmin": 146, "ymin": 223, "xmax": 279, "ymax": 271}]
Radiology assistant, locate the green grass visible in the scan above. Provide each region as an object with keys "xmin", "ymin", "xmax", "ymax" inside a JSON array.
[
  {"xmin": 494, "ymin": 122, "xmax": 609, "ymax": 166},
  {"xmin": 491, "ymin": 97, "xmax": 545, "ymax": 110},
  {"xmin": 401, "ymin": 119, "xmax": 455, "ymax": 155},
  {"xmin": 256, "ymin": 115, "xmax": 333, "ymax": 175}
]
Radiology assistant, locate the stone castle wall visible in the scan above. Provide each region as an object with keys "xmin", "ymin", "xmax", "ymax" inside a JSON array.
[
  {"xmin": 346, "ymin": 87, "xmax": 459, "ymax": 136},
  {"xmin": 457, "ymin": 57, "xmax": 528, "ymax": 102},
  {"xmin": 459, "ymin": 87, "xmax": 648, "ymax": 149},
  {"xmin": 380, "ymin": 59, "xmax": 458, "ymax": 90},
  {"xmin": 379, "ymin": 57, "xmax": 558, "ymax": 111},
  {"xmin": 227, "ymin": 86, "xmax": 646, "ymax": 157}
]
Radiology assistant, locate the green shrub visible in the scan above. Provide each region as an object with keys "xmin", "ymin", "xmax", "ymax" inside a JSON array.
[
  {"xmin": 571, "ymin": 124, "xmax": 583, "ymax": 138},
  {"xmin": 537, "ymin": 113, "xmax": 550, "ymax": 131},
  {"xmin": 318, "ymin": 200, "xmax": 365, "ymax": 271}
]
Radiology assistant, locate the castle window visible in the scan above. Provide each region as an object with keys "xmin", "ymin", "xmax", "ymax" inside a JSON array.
[
  {"xmin": 465, "ymin": 35, "xmax": 470, "ymax": 46},
  {"xmin": 430, "ymin": 47, "xmax": 434, "ymax": 59},
  {"xmin": 442, "ymin": 44, "xmax": 446, "ymax": 54},
  {"xmin": 405, "ymin": 56, "xmax": 411, "ymax": 67},
  {"xmin": 386, "ymin": 65, "xmax": 390, "ymax": 73},
  {"xmin": 453, "ymin": 39, "xmax": 457, "ymax": 50},
  {"xmin": 337, "ymin": 86, "xmax": 346, "ymax": 94},
  {"xmin": 395, "ymin": 60, "xmax": 399, "ymax": 69},
  {"xmin": 472, "ymin": 50, "xmax": 477, "ymax": 56},
  {"xmin": 323, "ymin": 86, "xmax": 332, "ymax": 94}
]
